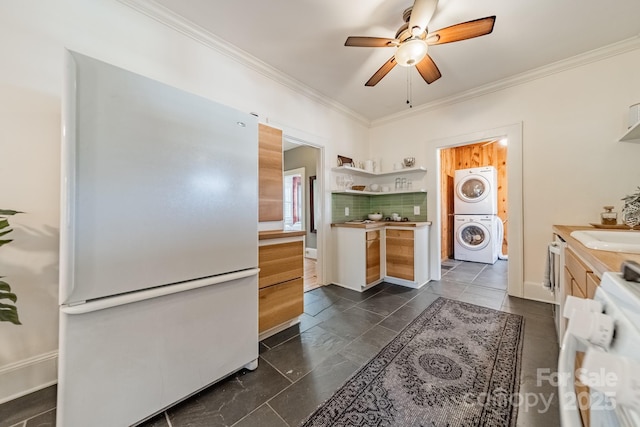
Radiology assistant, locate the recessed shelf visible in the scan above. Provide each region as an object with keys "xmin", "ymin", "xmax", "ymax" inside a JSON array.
[
  {"xmin": 619, "ymin": 121, "xmax": 640, "ymax": 142},
  {"xmin": 331, "ymin": 165, "xmax": 426, "ymax": 177},
  {"xmin": 332, "ymin": 189, "xmax": 427, "ymax": 196}
]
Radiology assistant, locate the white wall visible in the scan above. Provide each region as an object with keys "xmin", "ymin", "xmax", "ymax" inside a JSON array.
[
  {"xmin": 369, "ymin": 45, "xmax": 640, "ymax": 298},
  {"xmin": 0, "ymin": 0, "xmax": 369, "ymax": 402}
]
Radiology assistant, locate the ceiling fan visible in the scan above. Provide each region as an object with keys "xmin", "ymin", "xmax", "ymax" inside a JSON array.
[{"xmin": 345, "ymin": 0, "xmax": 496, "ymax": 86}]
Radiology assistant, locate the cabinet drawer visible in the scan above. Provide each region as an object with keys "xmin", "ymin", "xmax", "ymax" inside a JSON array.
[
  {"xmin": 565, "ymin": 247, "xmax": 590, "ymax": 297},
  {"xmin": 258, "ymin": 241, "xmax": 303, "ymax": 289},
  {"xmin": 259, "ymin": 278, "xmax": 303, "ymax": 333},
  {"xmin": 571, "ymin": 276, "xmax": 587, "ymax": 299},
  {"xmin": 586, "ymin": 272, "xmax": 600, "ymax": 299},
  {"xmin": 366, "ymin": 230, "xmax": 380, "ymax": 241},
  {"xmin": 386, "ymin": 229, "xmax": 414, "ymax": 239}
]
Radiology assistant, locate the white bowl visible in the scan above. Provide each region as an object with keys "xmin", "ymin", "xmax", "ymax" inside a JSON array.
[
  {"xmin": 369, "ymin": 184, "xmax": 380, "ymax": 192},
  {"xmin": 368, "ymin": 213, "xmax": 383, "ymax": 221}
]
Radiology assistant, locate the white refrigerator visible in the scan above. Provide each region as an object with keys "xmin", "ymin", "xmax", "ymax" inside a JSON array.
[{"xmin": 58, "ymin": 51, "xmax": 259, "ymax": 427}]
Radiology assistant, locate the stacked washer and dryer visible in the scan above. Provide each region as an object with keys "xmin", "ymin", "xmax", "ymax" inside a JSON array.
[{"xmin": 453, "ymin": 166, "xmax": 503, "ymax": 264}]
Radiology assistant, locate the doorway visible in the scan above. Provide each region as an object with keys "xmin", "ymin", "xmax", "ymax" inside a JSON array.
[
  {"xmin": 431, "ymin": 123, "xmax": 523, "ymax": 297},
  {"xmin": 284, "ymin": 167, "xmax": 305, "ymax": 231},
  {"xmin": 440, "ymin": 139, "xmax": 509, "ymax": 260},
  {"xmin": 283, "ymin": 140, "xmax": 322, "ymax": 292}
]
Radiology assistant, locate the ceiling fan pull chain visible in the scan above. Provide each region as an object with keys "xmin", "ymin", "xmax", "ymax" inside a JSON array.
[{"xmin": 406, "ymin": 68, "xmax": 413, "ymax": 108}]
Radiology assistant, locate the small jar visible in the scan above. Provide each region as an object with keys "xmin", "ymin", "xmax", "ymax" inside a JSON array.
[{"xmin": 601, "ymin": 206, "xmax": 618, "ymax": 225}]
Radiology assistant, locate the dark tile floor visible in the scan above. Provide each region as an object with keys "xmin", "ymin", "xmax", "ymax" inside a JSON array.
[{"xmin": 2, "ymin": 260, "xmax": 560, "ymax": 427}]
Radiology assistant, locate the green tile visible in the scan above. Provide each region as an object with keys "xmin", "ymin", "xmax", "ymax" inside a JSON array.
[{"xmin": 332, "ymin": 192, "xmax": 428, "ymax": 222}]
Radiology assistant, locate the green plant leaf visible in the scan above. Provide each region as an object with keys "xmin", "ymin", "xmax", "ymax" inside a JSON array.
[
  {"xmin": 0, "ymin": 307, "xmax": 21, "ymax": 325},
  {"xmin": 0, "ymin": 291, "xmax": 18, "ymax": 303},
  {"xmin": 0, "ymin": 209, "xmax": 21, "ymax": 325},
  {"xmin": 0, "ymin": 302, "xmax": 18, "ymax": 311}
]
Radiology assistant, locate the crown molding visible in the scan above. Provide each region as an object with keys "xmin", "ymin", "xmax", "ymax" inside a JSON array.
[
  {"xmin": 116, "ymin": 0, "xmax": 370, "ymax": 126},
  {"xmin": 371, "ymin": 35, "xmax": 640, "ymax": 127}
]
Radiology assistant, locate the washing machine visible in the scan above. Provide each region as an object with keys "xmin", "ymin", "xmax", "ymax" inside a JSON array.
[
  {"xmin": 454, "ymin": 166, "xmax": 498, "ymax": 215},
  {"xmin": 454, "ymin": 214, "xmax": 499, "ymax": 264}
]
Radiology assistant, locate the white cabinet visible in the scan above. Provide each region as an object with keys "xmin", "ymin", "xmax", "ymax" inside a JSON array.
[
  {"xmin": 333, "ymin": 223, "xmax": 431, "ymax": 291},
  {"xmin": 385, "ymin": 225, "xmax": 430, "ymax": 288},
  {"xmin": 333, "ymin": 226, "xmax": 384, "ymax": 291},
  {"xmin": 331, "ymin": 165, "xmax": 427, "ymax": 195}
]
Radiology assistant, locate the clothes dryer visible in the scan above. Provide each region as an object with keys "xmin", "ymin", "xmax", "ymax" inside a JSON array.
[
  {"xmin": 453, "ymin": 214, "xmax": 499, "ymax": 264},
  {"xmin": 454, "ymin": 166, "xmax": 498, "ymax": 215}
]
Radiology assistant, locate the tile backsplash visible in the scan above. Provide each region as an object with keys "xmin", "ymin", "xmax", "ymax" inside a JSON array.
[{"xmin": 332, "ymin": 193, "xmax": 427, "ymax": 223}]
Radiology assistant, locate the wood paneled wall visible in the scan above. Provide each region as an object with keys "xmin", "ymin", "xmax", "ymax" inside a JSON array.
[{"xmin": 440, "ymin": 141, "xmax": 508, "ymax": 260}]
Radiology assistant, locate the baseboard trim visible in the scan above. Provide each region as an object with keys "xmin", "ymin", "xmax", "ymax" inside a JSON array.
[
  {"xmin": 259, "ymin": 317, "xmax": 300, "ymax": 341},
  {"xmin": 523, "ymin": 281, "xmax": 555, "ymax": 304},
  {"xmin": 0, "ymin": 351, "xmax": 58, "ymax": 404},
  {"xmin": 304, "ymin": 247, "xmax": 317, "ymax": 259}
]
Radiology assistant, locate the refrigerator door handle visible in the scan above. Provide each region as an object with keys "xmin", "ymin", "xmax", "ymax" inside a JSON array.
[{"xmin": 61, "ymin": 268, "xmax": 260, "ymax": 315}]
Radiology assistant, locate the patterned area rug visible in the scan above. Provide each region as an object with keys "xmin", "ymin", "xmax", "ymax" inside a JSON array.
[{"xmin": 301, "ymin": 297, "xmax": 524, "ymax": 427}]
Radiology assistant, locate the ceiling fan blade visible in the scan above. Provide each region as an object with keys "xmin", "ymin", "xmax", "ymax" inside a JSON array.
[
  {"xmin": 426, "ymin": 16, "xmax": 496, "ymax": 45},
  {"xmin": 365, "ymin": 56, "xmax": 397, "ymax": 86},
  {"xmin": 345, "ymin": 36, "xmax": 397, "ymax": 47},
  {"xmin": 408, "ymin": 0, "xmax": 438, "ymax": 36},
  {"xmin": 415, "ymin": 54, "xmax": 441, "ymax": 84}
]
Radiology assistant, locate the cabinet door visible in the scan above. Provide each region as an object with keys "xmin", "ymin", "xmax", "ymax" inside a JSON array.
[
  {"xmin": 574, "ymin": 351, "xmax": 591, "ymax": 427},
  {"xmin": 366, "ymin": 230, "xmax": 381, "ymax": 284},
  {"xmin": 386, "ymin": 229, "xmax": 414, "ymax": 281},
  {"xmin": 259, "ymin": 278, "xmax": 303, "ymax": 333},
  {"xmin": 258, "ymin": 124, "xmax": 283, "ymax": 222}
]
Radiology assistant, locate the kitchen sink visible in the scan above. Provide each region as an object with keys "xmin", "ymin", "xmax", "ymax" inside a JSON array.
[{"xmin": 570, "ymin": 230, "xmax": 640, "ymax": 253}]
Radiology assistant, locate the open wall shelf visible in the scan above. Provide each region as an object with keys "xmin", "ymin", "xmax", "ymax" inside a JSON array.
[{"xmin": 331, "ymin": 165, "xmax": 426, "ymax": 177}]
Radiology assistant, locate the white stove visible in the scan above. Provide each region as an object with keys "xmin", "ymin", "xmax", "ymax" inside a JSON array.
[{"xmin": 559, "ymin": 269, "xmax": 640, "ymax": 426}]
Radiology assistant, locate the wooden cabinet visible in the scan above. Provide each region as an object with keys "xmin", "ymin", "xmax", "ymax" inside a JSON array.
[
  {"xmin": 366, "ymin": 230, "xmax": 381, "ymax": 284},
  {"xmin": 259, "ymin": 241, "xmax": 303, "ymax": 288},
  {"xmin": 563, "ymin": 245, "xmax": 602, "ymax": 427},
  {"xmin": 258, "ymin": 236, "xmax": 304, "ymax": 337},
  {"xmin": 258, "ymin": 124, "xmax": 283, "ymax": 222},
  {"xmin": 574, "ymin": 351, "xmax": 591, "ymax": 427},
  {"xmin": 565, "ymin": 246, "xmax": 600, "ymax": 299},
  {"xmin": 333, "ymin": 226, "xmax": 384, "ymax": 291},
  {"xmin": 259, "ymin": 277, "xmax": 303, "ymax": 334},
  {"xmin": 385, "ymin": 229, "xmax": 414, "ymax": 281},
  {"xmin": 384, "ymin": 225, "xmax": 430, "ymax": 288}
]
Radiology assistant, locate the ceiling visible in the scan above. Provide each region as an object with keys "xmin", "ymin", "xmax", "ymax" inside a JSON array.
[{"xmin": 149, "ymin": 0, "xmax": 640, "ymax": 122}]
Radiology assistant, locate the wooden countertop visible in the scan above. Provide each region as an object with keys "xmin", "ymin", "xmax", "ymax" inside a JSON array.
[
  {"xmin": 332, "ymin": 221, "xmax": 431, "ymax": 229},
  {"xmin": 259, "ymin": 230, "xmax": 306, "ymax": 240},
  {"xmin": 553, "ymin": 225, "xmax": 640, "ymax": 277}
]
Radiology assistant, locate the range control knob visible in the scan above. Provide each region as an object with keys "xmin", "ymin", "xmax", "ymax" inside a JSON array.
[
  {"xmin": 563, "ymin": 295, "xmax": 603, "ymax": 319},
  {"xmin": 566, "ymin": 309, "xmax": 615, "ymax": 349}
]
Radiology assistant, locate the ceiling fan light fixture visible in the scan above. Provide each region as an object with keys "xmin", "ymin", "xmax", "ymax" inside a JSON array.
[{"xmin": 395, "ymin": 38, "xmax": 428, "ymax": 67}]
